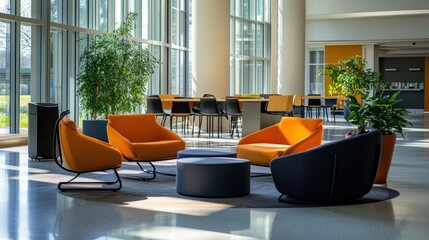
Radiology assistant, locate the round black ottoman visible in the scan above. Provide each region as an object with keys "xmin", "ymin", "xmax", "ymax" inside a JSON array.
[
  {"xmin": 177, "ymin": 157, "xmax": 250, "ymax": 197},
  {"xmin": 177, "ymin": 149, "xmax": 237, "ymax": 159}
]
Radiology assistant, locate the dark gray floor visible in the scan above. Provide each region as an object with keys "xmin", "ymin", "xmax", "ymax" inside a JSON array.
[{"xmin": 1, "ymin": 114, "xmax": 429, "ymax": 239}]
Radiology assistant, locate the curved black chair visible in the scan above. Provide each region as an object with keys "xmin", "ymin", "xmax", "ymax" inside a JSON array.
[{"xmin": 270, "ymin": 130, "xmax": 382, "ymax": 204}]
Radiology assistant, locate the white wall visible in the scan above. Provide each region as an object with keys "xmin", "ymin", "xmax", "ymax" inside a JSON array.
[
  {"xmin": 192, "ymin": 0, "xmax": 230, "ymax": 97},
  {"xmin": 306, "ymin": 0, "xmax": 429, "ymax": 15},
  {"xmin": 306, "ymin": 0, "xmax": 429, "ymax": 43}
]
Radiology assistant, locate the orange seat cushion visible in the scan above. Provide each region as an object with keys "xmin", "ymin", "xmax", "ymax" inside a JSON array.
[
  {"xmin": 236, "ymin": 143, "xmax": 290, "ymax": 166},
  {"xmin": 131, "ymin": 140, "xmax": 186, "ymax": 161}
]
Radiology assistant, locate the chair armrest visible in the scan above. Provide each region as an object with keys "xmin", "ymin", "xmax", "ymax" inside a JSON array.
[
  {"xmin": 106, "ymin": 123, "xmax": 137, "ymax": 159},
  {"xmin": 238, "ymin": 125, "xmax": 288, "ymax": 145},
  {"xmin": 281, "ymin": 127, "xmax": 323, "ymax": 156}
]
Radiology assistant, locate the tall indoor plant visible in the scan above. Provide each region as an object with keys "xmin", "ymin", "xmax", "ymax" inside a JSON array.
[
  {"xmin": 320, "ymin": 55, "xmax": 387, "ymax": 120},
  {"xmin": 348, "ymin": 91, "xmax": 412, "ymax": 183},
  {"xmin": 78, "ymin": 12, "xmax": 159, "ymax": 141},
  {"xmin": 321, "ymin": 55, "xmax": 412, "ymax": 184}
]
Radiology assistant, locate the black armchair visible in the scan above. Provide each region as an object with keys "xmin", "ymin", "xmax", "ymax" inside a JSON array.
[{"xmin": 270, "ymin": 130, "xmax": 382, "ymax": 204}]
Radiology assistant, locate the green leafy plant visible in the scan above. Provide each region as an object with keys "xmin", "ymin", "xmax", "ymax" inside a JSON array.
[
  {"xmin": 348, "ymin": 91, "xmax": 412, "ymax": 138},
  {"xmin": 78, "ymin": 12, "xmax": 159, "ymax": 119},
  {"xmin": 319, "ymin": 55, "xmax": 388, "ymax": 103}
]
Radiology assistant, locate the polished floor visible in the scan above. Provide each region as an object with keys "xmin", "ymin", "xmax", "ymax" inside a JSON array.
[{"xmin": 1, "ymin": 114, "xmax": 429, "ymax": 239}]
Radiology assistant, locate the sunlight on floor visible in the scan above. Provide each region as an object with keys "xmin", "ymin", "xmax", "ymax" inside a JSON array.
[
  {"xmin": 123, "ymin": 197, "xmax": 233, "ymax": 216},
  {"xmin": 127, "ymin": 226, "xmax": 258, "ymax": 240}
]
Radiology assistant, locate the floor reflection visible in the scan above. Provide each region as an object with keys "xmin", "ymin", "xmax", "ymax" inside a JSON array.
[{"xmin": 1, "ymin": 113, "xmax": 429, "ymax": 239}]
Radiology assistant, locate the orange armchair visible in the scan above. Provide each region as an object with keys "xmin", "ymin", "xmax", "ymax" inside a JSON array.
[
  {"xmin": 236, "ymin": 117, "xmax": 323, "ymax": 166},
  {"xmin": 54, "ymin": 111, "xmax": 123, "ymax": 191},
  {"xmin": 107, "ymin": 113, "xmax": 186, "ymax": 180}
]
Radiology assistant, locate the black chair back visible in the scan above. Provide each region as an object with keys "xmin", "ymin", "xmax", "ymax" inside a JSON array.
[
  {"xmin": 199, "ymin": 97, "xmax": 220, "ymax": 114},
  {"xmin": 225, "ymin": 97, "xmax": 241, "ymax": 115},
  {"xmin": 324, "ymin": 98, "xmax": 337, "ymax": 107},
  {"xmin": 146, "ymin": 95, "xmax": 164, "ymax": 114},
  {"xmin": 171, "ymin": 97, "xmax": 192, "ymax": 114},
  {"xmin": 308, "ymin": 94, "xmax": 321, "ymax": 106}
]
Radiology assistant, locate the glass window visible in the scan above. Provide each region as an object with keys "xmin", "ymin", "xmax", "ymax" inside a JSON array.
[
  {"xmin": 256, "ymin": 0, "xmax": 264, "ymax": 21},
  {"xmin": 50, "ymin": 29, "xmax": 62, "ymax": 104},
  {"xmin": 51, "ymin": 0, "xmax": 60, "ymax": 23},
  {"xmin": 142, "ymin": 0, "xmax": 161, "ymax": 41},
  {"xmin": 79, "ymin": 0, "xmax": 88, "ymax": 28},
  {"xmin": 230, "ymin": 0, "xmax": 271, "ymax": 95},
  {"xmin": 21, "ymin": 0, "xmax": 31, "ymax": 18},
  {"xmin": 256, "ymin": 23, "xmax": 263, "ymax": 57},
  {"xmin": 20, "ymin": 24, "xmax": 32, "ymax": 132},
  {"xmin": 169, "ymin": 0, "xmax": 190, "ymax": 96},
  {"xmin": 235, "ymin": 20, "xmax": 242, "ymax": 55},
  {"xmin": 308, "ymin": 49, "xmax": 325, "ymax": 94},
  {"xmin": 146, "ymin": 45, "xmax": 161, "ymax": 95},
  {"xmin": 243, "ymin": 22, "xmax": 255, "ymax": 56},
  {"xmin": 171, "ymin": 8, "xmax": 179, "ymax": 45},
  {"xmin": 99, "ymin": 0, "xmax": 109, "ymax": 31},
  {"xmin": 0, "ymin": 0, "xmax": 191, "ymax": 132},
  {"xmin": 0, "ymin": 0, "xmax": 10, "ymax": 14},
  {"xmin": 0, "ymin": 21, "xmax": 10, "ymax": 134}
]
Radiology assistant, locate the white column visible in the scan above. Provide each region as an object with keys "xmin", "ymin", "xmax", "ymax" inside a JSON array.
[
  {"xmin": 277, "ymin": 0, "xmax": 305, "ymax": 94},
  {"xmin": 192, "ymin": 0, "xmax": 230, "ymax": 97}
]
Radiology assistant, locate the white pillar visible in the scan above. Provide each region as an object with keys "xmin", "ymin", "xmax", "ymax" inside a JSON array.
[
  {"xmin": 192, "ymin": 0, "xmax": 230, "ymax": 97},
  {"xmin": 277, "ymin": 0, "xmax": 305, "ymax": 94}
]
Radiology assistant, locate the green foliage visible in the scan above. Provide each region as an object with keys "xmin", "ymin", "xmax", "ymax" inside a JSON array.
[
  {"xmin": 78, "ymin": 12, "xmax": 159, "ymax": 119},
  {"xmin": 319, "ymin": 55, "xmax": 388, "ymax": 101},
  {"xmin": 0, "ymin": 95, "xmax": 30, "ymax": 127},
  {"xmin": 348, "ymin": 91, "xmax": 412, "ymax": 138}
]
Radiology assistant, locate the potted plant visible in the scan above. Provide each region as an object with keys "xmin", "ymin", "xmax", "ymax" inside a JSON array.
[
  {"xmin": 319, "ymin": 55, "xmax": 387, "ymax": 120},
  {"xmin": 348, "ymin": 91, "xmax": 412, "ymax": 184},
  {"xmin": 77, "ymin": 12, "xmax": 159, "ymax": 141}
]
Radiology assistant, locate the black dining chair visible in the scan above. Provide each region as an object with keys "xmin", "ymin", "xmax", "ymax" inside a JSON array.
[
  {"xmin": 198, "ymin": 96, "xmax": 224, "ymax": 138},
  {"xmin": 306, "ymin": 94, "xmax": 322, "ymax": 119},
  {"xmin": 146, "ymin": 95, "xmax": 167, "ymax": 126},
  {"xmin": 322, "ymin": 98, "xmax": 338, "ymax": 122},
  {"xmin": 167, "ymin": 97, "xmax": 193, "ymax": 135},
  {"xmin": 225, "ymin": 97, "xmax": 242, "ymax": 138}
]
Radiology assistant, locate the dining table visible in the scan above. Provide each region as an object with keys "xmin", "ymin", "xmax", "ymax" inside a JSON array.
[{"xmin": 159, "ymin": 97, "xmax": 272, "ymax": 136}]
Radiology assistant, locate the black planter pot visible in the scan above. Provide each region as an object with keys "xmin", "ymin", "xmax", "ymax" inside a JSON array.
[{"xmin": 82, "ymin": 120, "xmax": 108, "ymax": 142}]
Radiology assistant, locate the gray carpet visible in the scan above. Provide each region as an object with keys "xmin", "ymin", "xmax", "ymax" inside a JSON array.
[{"xmin": 22, "ymin": 156, "xmax": 400, "ymax": 208}]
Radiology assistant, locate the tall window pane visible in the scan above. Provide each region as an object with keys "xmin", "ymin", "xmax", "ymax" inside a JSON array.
[
  {"xmin": 20, "ymin": 24, "xmax": 32, "ymax": 132},
  {"xmin": 256, "ymin": 23, "xmax": 263, "ymax": 57},
  {"xmin": 142, "ymin": 0, "xmax": 161, "ymax": 41},
  {"xmin": 171, "ymin": 49, "xmax": 180, "ymax": 94},
  {"xmin": 21, "ymin": 0, "xmax": 31, "ymax": 17},
  {"xmin": 79, "ymin": 0, "xmax": 88, "ymax": 28},
  {"xmin": 171, "ymin": 8, "xmax": 179, "ymax": 45},
  {"xmin": 243, "ymin": 22, "xmax": 255, "ymax": 56},
  {"xmin": 0, "ymin": 0, "xmax": 10, "ymax": 14},
  {"xmin": 51, "ymin": 0, "xmax": 59, "ymax": 23},
  {"xmin": 169, "ymin": 0, "xmax": 190, "ymax": 96},
  {"xmin": 50, "ymin": 29, "xmax": 62, "ymax": 104},
  {"xmin": 308, "ymin": 49, "xmax": 325, "ymax": 94},
  {"xmin": 0, "ymin": 22, "xmax": 10, "ymax": 134},
  {"xmin": 99, "ymin": 0, "xmax": 109, "ymax": 31},
  {"xmin": 146, "ymin": 45, "xmax": 161, "ymax": 95},
  {"xmin": 231, "ymin": 0, "xmax": 270, "ymax": 94}
]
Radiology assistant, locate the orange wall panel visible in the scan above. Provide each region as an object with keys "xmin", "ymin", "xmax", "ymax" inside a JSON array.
[{"xmin": 324, "ymin": 45, "xmax": 363, "ymax": 96}]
